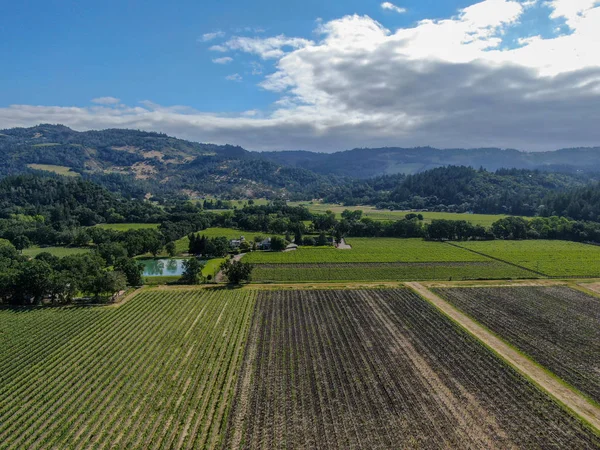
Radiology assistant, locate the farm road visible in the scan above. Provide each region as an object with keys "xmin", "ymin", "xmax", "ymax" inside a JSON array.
[{"xmin": 406, "ymin": 282, "xmax": 600, "ymax": 433}]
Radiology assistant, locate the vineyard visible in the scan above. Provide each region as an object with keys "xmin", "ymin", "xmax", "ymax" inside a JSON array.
[
  {"xmin": 289, "ymin": 202, "xmax": 507, "ymax": 226},
  {"xmin": 434, "ymin": 285, "xmax": 600, "ymax": 404},
  {"xmin": 224, "ymin": 289, "xmax": 600, "ymax": 448},
  {"xmin": 0, "ymin": 289, "xmax": 255, "ymax": 449},
  {"xmin": 454, "ymin": 240, "xmax": 600, "ymax": 277},
  {"xmin": 244, "ymin": 238, "xmax": 491, "ymax": 263},
  {"xmin": 252, "ymin": 261, "xmax": 535, "ymax": 282},
  {"xmin": 245, "ymin": 238, "xmax": 539, "ymax": 282}
]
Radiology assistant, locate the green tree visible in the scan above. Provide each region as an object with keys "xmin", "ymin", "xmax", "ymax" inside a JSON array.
[
  {"xmin": 165, "ymin": 241, "xmax": 176, "ymax": 257},
  {"xmin": 115, "ymin": 257, "xmax": 144, "ymax": 286},
  {"xmin": 220, "ymin": 260, "xmax": 253, "ymax": 285},
  {"xmin": 181, "ymin": 258, "xmax": 204, "ymax": 285},
  {"xmin": 13, "ymin": 235, "xmax": 31, "ymax": 252},
  {"xmin": 270, "ymin": 236, "xmax": 286, "ymax": 252}
]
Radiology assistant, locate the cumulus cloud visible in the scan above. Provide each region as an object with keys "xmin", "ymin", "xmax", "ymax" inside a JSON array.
[
  {"xmin": 3, "ymin": 0, "xmax": 600, "ymax": 152},
  {"xmin": 91, "ymin": 96, "xmax": 120, "ymax": 105},
  {"xmin": 212, "ymin": 56, "xmax": 233, "ymax": 64},
  {"xmin": 200, "ymin": 31, "xmax": 225, "ymax": 42},
  {"xmin": 381, "ymin": 2, "xmax": 407, "ymax": 14}
]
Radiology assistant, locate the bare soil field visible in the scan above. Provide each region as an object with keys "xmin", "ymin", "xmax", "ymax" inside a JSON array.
[
  {"xmin": 224, "ymin": 289, "xmax": 600, "ymax": 449},
  {"xmin": 434, "ymin": 285, "xmax": 600, "ymax": 406}
]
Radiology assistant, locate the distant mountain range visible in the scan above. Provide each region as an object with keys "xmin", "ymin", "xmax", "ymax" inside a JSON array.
[
  {"xmin": 1, "ymin": 124, "xmax": 599, "ymax": 199},
  {"xmin": 261, "ymin": 146, "xmax": 600, "ymax": 178}
]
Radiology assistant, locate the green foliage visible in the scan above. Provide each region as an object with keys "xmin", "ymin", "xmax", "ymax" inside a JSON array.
[
  {"xmin": 114, "ymin": 257, "xmax": 144, "ymax": 286},
  {"xmin": 180, "ymin": 258, "xmax": 205, "ymax": 284},
  {"xmin": 270, "ymin": 236, "xmax": 287, "ymax": 252},
  {"xmin": 220, "ymin": 260, "xmax": 254, "ymax": 285}
]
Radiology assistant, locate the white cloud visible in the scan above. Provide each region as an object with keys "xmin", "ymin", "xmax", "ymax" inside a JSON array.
[
  {"xmin": 381, "ymin": 2, "xmax": 406, "ymax": 14},
  {"xmin": 91, "ymin": 96, "xmax": 120, "ymax": 105},
  {"xmin": 225, "ymin": 73, "xmax": 243, "ymax": 82},
  {"xmin": 209, "ymin": 44, "xmax": 228, "ymax": 52},
  {"xmin": 212, "ymin": 56, "xmax": 233, "ymax": 64},
  {"xmin": 200, "ymin": 31, "xmax": 225, "ymax": 42},
  {"xmin": 212, "ymin": 35, "xmax": 313, "ymax": 59},
  {"xmin": 3, "ymin": 0, "xmax": 600, "ymax": 152}
]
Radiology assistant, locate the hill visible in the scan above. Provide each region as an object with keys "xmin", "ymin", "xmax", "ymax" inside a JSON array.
[
  {"xmin": 0, "ymin": 124, "xmax": 340, "ymax": 200},
  {"xmin": 1, "ymin": 124, "xmax": 599, "ymax": 205},
  {"xmin": 262, "ymin": 146, "xmax": 600, "ymax": 178}
]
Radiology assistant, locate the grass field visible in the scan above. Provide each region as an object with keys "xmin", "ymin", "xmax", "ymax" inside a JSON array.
[
  {"xmin": 224, "ymin": 289, "xmax": 599, "ymax": 448},
  {"xmin": 26, "ymin": 164, "xmax": 79, "ymax": 177},
  {"xmin": 252, "ymin": 261, "xmax": 535, "ymax": 282},
  {"xmin": 434, "ymin": 285, "xmax": 600, "ymax": 404},
  {"xmin": 454, "ymin": 240, "xmax": 600, "ymax": 277},
  {"xmin": 94, "ymin": 223, "xmax": 160, "ymax": 231},
  {"xmin": 0, "ymin": 289, "xmax": 255, "ymax": 448},
  {"xmin": 22, "ymin": 246, "xmax": 91, "ymax": 258},
  {"xmin": 289, "ymin": 202, "xmax": 508, "ymax": 226}
]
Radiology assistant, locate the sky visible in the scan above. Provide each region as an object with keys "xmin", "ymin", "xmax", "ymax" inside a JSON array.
[{"xmin": 0, "ymin": 0, "xmax": 599, "ymax": 152}]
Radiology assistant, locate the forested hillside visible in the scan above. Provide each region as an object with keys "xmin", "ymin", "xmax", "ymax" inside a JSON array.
[
  {"xmin": 322, "ymin": 166, "xmax": 594, "ymax": 216},
  {"xmin": 2, "ymin": 125, "xmax": 600, "ymax": 218},
  {"xmin": 262, "ymin": 146, "xmax": 600, "ymax": 178},
  {"xmin": 0, "ymin": 124, "xmax": 342, "ymax": 200}
]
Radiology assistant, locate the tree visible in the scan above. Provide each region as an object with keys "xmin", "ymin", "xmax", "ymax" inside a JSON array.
[
  {"xmin": 165, "ymin": 241, "xmax": 176, "ymax": 257},
  {"xmin": 97, "ymin": 242, "xmax": 127, "ymax": 265},
  {"xmin": 270, "ymin": 236, "xmax": 287, "ymax": 252},
  {"xmin": 17, "ymin": 259, "xmax": 52, "ymax": 304},
  {"xmin": 181, "ymin": 258, "xmax": 204, "ymax": 284},
  {"xmin": 13, "ymin": 235, "xmax": 31, "ymax": 252},
  {"xmin": 316, "ymin": 232, "xmax": 328, "ymax": 246},
  {"xmin": 220, "ymin": 260, "xmax": 253, "ymax": 285},
  {"xmin": 90, "ymin": 271, "xmax": 127, "ymax": 301},
  {"xmin": 115, "ymin": 257, "xmax": 144, "ymax": 286}
]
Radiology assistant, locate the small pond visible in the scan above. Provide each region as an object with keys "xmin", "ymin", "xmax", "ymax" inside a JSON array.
[{"xmin": 141, "ymin": 258, "xmax": 205, "ymax": 277}]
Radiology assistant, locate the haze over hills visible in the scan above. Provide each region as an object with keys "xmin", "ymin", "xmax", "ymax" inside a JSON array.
[{"xmin": 2, "ymin": 125, "xmax": 600, "ymax": 181}]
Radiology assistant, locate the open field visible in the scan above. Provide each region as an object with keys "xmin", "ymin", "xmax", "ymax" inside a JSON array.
[
  {"xmin": 454, "ymin": 240, "xmax": 600, "ymax": 277},
  {"xmin": 0, "ymin": 289, "xmax": 255, "ymax": 449},
  {"xmin": 22, "ymin": 246, "xmax": 91, "ymax": 258},
  {"xmin": 225, "ymin": 288, "xmax": 600, "ymax": 448},
  {"xmin": 94, "ymin": 223, "xmax": 160, "ymax": 231},
  {"xmin": 253, "ymin": 261, "xmax": 535, "ymax": 282},
  {"xmin": 27, "ymin": 164, "xmax": 79, "ymax": 177},
  {"xmin": 434, "ymin": 285, "xmax": 600, "ymax": 404},
  {"xmin": 289, "ymin": 202, "xmax": 508, "ymax": 226}
]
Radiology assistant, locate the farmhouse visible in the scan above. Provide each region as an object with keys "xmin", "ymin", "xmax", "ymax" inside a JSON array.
[
  {"xmin": 229, "ymin": 236, "xmax": 246, "ymax": 248},
  {"xmin": 257, "ymin": 237, "xmax": 271, "ymax": 250}
]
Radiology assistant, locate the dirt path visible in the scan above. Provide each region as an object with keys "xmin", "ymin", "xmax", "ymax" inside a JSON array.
[
  {"xmin": 336, "ymin": 238, "xmax": 352, "ymax": 249},
  {"xmin": 405, "ymin": 282, "xmax": 600, "ymax": 433},
  {"xmin": 215, "ymin": 253, "xmax": 245, "ymax": 283}
]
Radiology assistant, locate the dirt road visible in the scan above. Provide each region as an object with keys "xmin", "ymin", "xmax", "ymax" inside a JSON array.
[{"xmin": 406, "ymin": 281, "xmax": 600, "ymax": 433}]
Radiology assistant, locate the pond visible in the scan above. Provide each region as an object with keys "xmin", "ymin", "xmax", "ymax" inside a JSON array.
[{"xmin": 140, "ymin": 258, "xmax": 203, "ymax": 277}]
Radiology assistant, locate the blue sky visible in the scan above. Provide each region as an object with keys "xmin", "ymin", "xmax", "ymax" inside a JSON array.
[
  {"xmin": 0, "ymin": 0, "xmax": 477, "ymax": 111},
  {"xmin": 1, "ymin": 0, "xmax": 599, "ymax": 151}
]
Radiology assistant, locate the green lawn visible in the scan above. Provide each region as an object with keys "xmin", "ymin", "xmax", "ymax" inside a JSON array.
[
  {"xmin": 288, "ymin": 202, "xmax": 508, "ymax": 227},
  {"xmin": 23, "ymin": 246, "xmax": 91, "ymax": 258},
  {"xmin": 244, "ymin": 238, "xmax": 489, "ymax": 264},
  {"xmin": 94, "ymin": 223, "xmax": 160, "ymax": 231},
  {"xmin": 454, "ymin": 240, "xmax": 600, "ymax": 277},
  {"xmin": 27, "ymin": 164, "xmax": 79, "ymax": 177}
]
